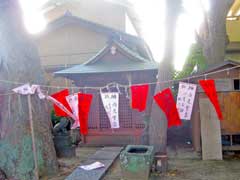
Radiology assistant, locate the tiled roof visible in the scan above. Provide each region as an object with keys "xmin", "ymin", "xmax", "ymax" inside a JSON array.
[
  {"xmin": 54, "ymin": 40, "xmax": 158, "ymax": 76},
  {"xmin": 83, "ymin": 39, "xmax": 149, "ymax": 66},
  {"xmin": 36, "ymin": 14, "xmax": 153, "ymax": 60},
  {"xmin": 54, "ymin": 62, "xmax": 158, "ymax": 75}
]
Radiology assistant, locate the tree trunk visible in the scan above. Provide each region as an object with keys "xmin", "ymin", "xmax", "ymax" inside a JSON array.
[
  {"xmin": 149, "ymin": 0, "xmax": 181, "ymax": 153},
  {"xmin": 0, "ymin": 1, "xmax": 58, "ymax": 179},
  {"xmin": 200, "ymin": 0, "xmax": 234, "ymax": 65}
]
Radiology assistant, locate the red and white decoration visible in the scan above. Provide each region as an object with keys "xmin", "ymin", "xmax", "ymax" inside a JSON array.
[
  {"xmin": 130, "ymin": 84, "xmax": 149, "ymax": 112},
  {"xmin": 154, "ymin": 88, "xmax": 182, "ymax": 128},
  {"xmin": 78, "ymin": 93, "xmax": 93, "ymax": 135},
  {"xmin": 47, "ymin": 96, "xmax": 77, "ymax": 121},
  {"xmin": 50, "ymin": 89, "xmax": 72, "ymax": 117},
  {"xmin": 176, "ymin": 82, "xmax": 197, "ymax": 120},
  {"xmin": 12, "ymin": 84, "xmax": 46, "ymax": 99},
  {"xmin": 100, "ymin": 92, "xmax": 120, "ymax": 129},
  {"xmin": 12, "ymin": 84, "xmax": 37, "ymax": 95},
  {"xmin": 66, "ymin": 93, "xmax": 80, "ymax": 129},
  {"xmin": 12, "ymin": 78, "xmax": 224, "ymax": 134},
  {"xmin": 199, "ymin": 79, "xmax": 223, "ymax": 120}
]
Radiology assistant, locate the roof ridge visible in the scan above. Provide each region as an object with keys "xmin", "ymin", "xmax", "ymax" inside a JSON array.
[
  {"xmin": 40, "ymin": 14, "xmax": 143, "ymax": 43},
  {"xmin": 83, "ymin": 44, "xmax": 110, "ymax": 65},
  {"xmin": 112, "ymin": 39, "xmax": 149, "ymax": 62},
  {"xmin": 83, "ymin": 39, "xmax": 150, "ymax": 66},
  {"xmin": 194, "ymin": 59, "xmax": 240, "ymax": 75}
]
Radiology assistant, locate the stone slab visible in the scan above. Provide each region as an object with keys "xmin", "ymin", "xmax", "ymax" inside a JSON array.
[
  {"xmin": 88, "ymin": 147, "xmax": 123, "ymax": 161},
  {"xmin": 199, "ymin": 98, "xmax": 223, "ymax": 160},
  {"xmin": 101, "ymin": 147, "xmax": 123, "ymax": 152},
  {"xmin": 66, "ymin": 147, "xmax": 123, "ymax": 180}
]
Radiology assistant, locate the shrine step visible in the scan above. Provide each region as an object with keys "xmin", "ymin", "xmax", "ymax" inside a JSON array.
[{"xmin": 65, "ymin": 147, "xmax": 123, "ymax": 180}]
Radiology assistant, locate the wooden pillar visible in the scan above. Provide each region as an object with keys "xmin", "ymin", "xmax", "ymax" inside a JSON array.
[
  {"xmin": 27, "ymin": 95, "xmax": 39, "ymax": 180},
  {"xmin": 200, "ymin": 98, "xmax": 222, "ymax": 160},
  {"xmin": 191, "ymin": 93, "xmax": 201, "ymax": 152}
]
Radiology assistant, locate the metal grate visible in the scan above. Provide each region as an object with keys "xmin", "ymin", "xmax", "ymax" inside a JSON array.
[
  {"xmin": 88, "ymin": 92, "xmax": 145, "ymax": 130},
  {"xmin": 133, "ymin": 111, "xmax": 145, "ymax": 129},
  {"xmin": 88, "ymin": 92, "xmax": 98, "ymax": 129}
]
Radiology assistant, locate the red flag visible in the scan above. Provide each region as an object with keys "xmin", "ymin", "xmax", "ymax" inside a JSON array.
[
  {"xmin": 51, "ymin": 89, "xmax": 72, "ymax": 117},
  {"xmin": 131, "ymin": 84, "xmax": 149, "ymax": 112},
  {"xmin": 199, "ymin": 79, "xmax": 223, "ymax": 120},
  {"xmin": 154, "ymin": 88, "xmax": 182, "ymax": 128},
  {"xmin": 78, "ymin": 93, "xmax": 93, "ymax": 135}
]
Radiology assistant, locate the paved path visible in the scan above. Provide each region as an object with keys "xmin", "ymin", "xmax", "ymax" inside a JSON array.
[{"xmin": 66, "ymin": 147, "xmax": 122, "ymax": 180}]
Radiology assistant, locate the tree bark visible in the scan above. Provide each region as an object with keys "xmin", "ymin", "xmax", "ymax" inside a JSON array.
[
  {"xmin": 0, "ymin": 1, "xmax": 58, "ymax": 179},
  {"xmin": 149, "ymin": 0, "xmax": 182, "ymax": 153},
  {"xmin": 200, "ymin": 0, "xmax": 234, "ymax": 65}
]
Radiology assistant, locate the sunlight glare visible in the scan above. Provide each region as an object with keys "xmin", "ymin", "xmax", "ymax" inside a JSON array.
[
  {"xmin": 19, "ymin": 0, "xmax": 48, "ymax": 34},
  {"xmin": 19, "ymin": 0, "xmax": 210, "ymax": 70},
  {"xmin": 174, "ymin": 0, "xmax": 207, "ymax": 71},
  {"xmin": 174, "ymin": 14, "xmax": 196, "ymax": 71},
  {"xmin": 129, "ymin": 0, "xmax": 165, "ymax": 62},
  {"xmin": 130, "ymin": 0, "xmax": 209, "ymax": 71}
]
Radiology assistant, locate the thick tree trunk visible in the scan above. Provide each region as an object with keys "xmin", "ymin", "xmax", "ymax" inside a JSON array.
[
  {"xmin": 0, "ymin": 1, "xmax": 58, "ymax": 179},
  {"xmin": 149, "ymin": 0, "xmax": 181, "ymax": 153},
  {"xmin": 149, "ymin": 64, "xmax": 173, "ymax": 153},
  {"xmin": 201, "ymin": 0, "xmax": 234, "ymax": 65}
]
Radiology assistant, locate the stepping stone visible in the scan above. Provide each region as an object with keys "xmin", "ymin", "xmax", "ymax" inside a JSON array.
[{"xmin": 66, "ymin": 147, "xmax": 123, "ymax": 180}]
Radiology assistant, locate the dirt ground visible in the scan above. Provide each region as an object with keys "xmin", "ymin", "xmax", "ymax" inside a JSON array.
[
  {"xmin": 44, "ymin": 146, "xmax": 240, "ymax": 180},
  {"xmin": 104, "ymin": 146, "xmax": 240, "ymax": 180},
  {"xmin": 42, "ymin": 147, "xmax": 101, "ymax": 180}
]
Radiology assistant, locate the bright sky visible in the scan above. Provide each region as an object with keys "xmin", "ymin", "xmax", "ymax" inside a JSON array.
[
  {"xmin": 19, "ymin": 0, "xmax": 209, "ymax": 71},
  {"xmin": 129, "ymin": 0, "xmax": 210, "ymax": 70},
  {"xmin": 19, "ymin": 0, "xmax": 48, "ymax": 34}
]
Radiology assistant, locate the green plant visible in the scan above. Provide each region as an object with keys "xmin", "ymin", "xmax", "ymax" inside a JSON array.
[
  {"xmin": 51, "ymin": 110, "xmax": 62, "ymax": 127},
  {"xmin": 174, "ymin": 43, "xmax": 207, "ymax": 80}
]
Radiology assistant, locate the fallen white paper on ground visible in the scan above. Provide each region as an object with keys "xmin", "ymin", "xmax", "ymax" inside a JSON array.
[{"xmin": 79, "ymin": 161, "xmax": 105, "ymax": 171}]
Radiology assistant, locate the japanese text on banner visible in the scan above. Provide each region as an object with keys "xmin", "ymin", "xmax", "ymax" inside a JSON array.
[
  {"xmin": 100, "ymin": 92, "xmax": 119, "ymax": 129},
  {"xmin": 176, "ymin": 82, "xmax": 197, "ymax": 120}
]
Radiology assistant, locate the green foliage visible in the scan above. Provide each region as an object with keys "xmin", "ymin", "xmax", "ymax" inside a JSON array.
[
  {"xmin": 174, "ymin": 43, "xmax": 207, "ymax": 80},
  {"xmin": 51, "ymin": 110, "xmax": 62, "ymax": 127}
]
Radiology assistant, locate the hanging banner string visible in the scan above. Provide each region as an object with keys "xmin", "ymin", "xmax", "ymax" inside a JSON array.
[
  {"xmin": 0, "ymin": 65, "xmax": 239, "ymax": 93},
  {"xmin": 0, "ymin": 92, "xmax": 16, "ymax": 96}
]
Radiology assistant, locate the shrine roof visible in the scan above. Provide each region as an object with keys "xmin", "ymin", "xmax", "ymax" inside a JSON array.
[{"xmin": 54, "ymin": 39, "xmax": 158, "ymax": 76}]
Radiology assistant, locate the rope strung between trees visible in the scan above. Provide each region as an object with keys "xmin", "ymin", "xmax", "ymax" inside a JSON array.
[
  {"xmin": 0, "ymin": 92, "xmax": 16, "ymax": 96},
  {"xmin": 0, "ymin": 65, "xmax": 239, "ymax": 95}
]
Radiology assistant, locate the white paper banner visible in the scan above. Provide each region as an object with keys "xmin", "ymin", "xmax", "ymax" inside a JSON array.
[
  {"xmin": 47, "ymin": 96, "xmax": 77, "ymax": 121},
  {"xmin": 13, "ymin": 84, "xmax": 46, "ymax": 99},
  {"xmin": 79, "ymin": 161, "xmax": 105, "ymax": 171},
  {"xmin": 176, "ymin": 82, "xmax": 197, "ymax": 120},
  {"xmin": 100, "ymin": 92, "xmax": 119, "ymax": 129},
  {"xmin": 32, "ymin": 84, "xmax": 46, "ymax": 99},
  {"xmin": 12, "ymin": 84, "xmax": 35, "ymax": 95},
  {"xmin": 12, "ymin": 84, "xmax": 78, "ymax": 127},
  {"xmin": 66, "ymin": 93, "xmax": 80, "ymax": 129}
]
